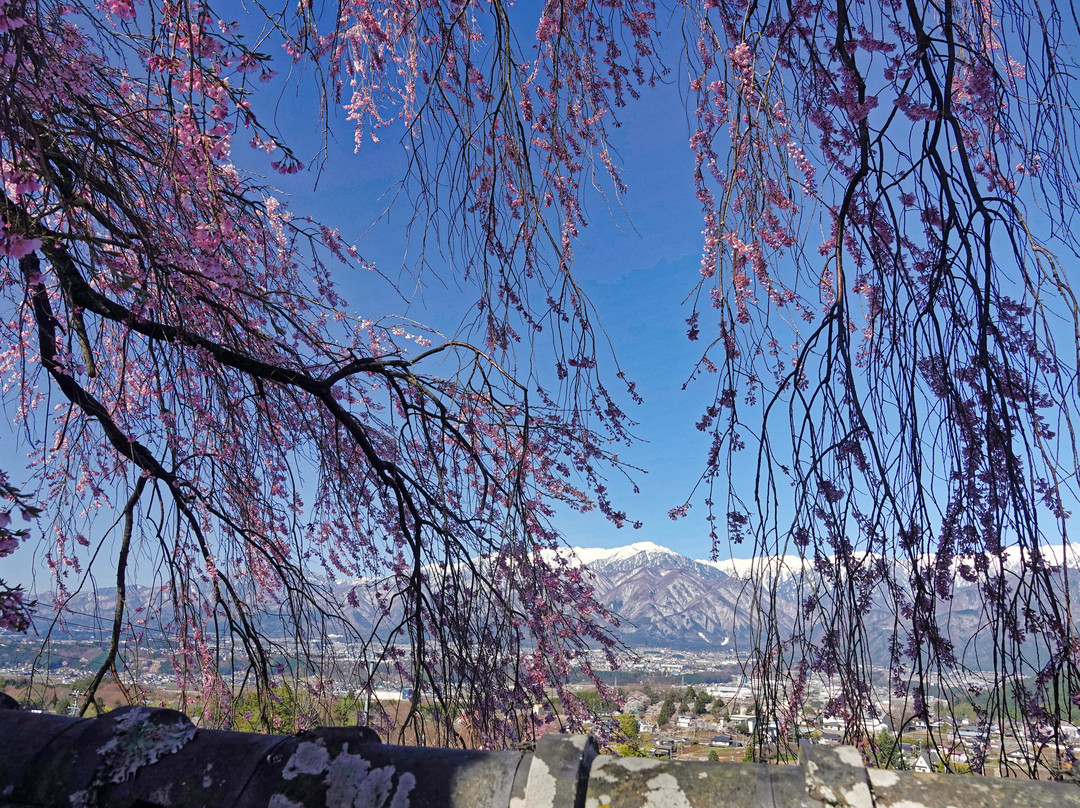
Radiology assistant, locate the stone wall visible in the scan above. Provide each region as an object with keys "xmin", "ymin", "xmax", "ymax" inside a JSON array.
[{"xmin": 1, "ymin": 705, "xmax": 1078, "ymax": 807}]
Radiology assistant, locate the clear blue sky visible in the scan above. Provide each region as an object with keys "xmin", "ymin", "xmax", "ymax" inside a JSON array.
[
  {"xmin": 7, "ymin": 2, "xmax": 1076, "ymax": 594},
  {"xmin": 0, "ymin": 18, "xmax": 739, "ymax": 597},
  {"xmin": 354, "ymin": 94, "xmax": 724, "ymax": 560},
  {"xmin": 247, "ymin": 38, "xmax": 733, "ymax": 562}
]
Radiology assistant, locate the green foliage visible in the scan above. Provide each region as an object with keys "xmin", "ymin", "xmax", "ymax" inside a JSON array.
[
  {"xmin": 933, "ymin": 761, "xmax": 972, "ymax": 775},
  {"xmin": 576, "ymin": 689, "xmax": 620, "ymax": 714},
  {"xmin": 694, "ymin": 691, "xmax": 712, "ymax": 715},
  {"xmin": 611, "ymin": 712, "xmax": 646, "ymax": 757},
  {"xmin": 952, "ymin": 701, "xmax": 977, "ymax": 722},
  {"xmin": 658, "ymin": 697, "xmax": 676, "ymax": 728},
  {"xmin": 873, "ymin": 729, "xmax": 901, "ymax": 769},
  {"xmin": 229, "ymin": 684, "xmax": 330, "ymax": 734},
  {"xmin": 708, "ymin": 749, "xmax": 720, "ymax": 762}
]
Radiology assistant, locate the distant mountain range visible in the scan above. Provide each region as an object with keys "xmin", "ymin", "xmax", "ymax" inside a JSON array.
[
  {"xmin": 565, "ymin": 540, "xmax": 1080, "ymax": 656},
  {"xmin": 32, "ymin": 539, "xmax": 1080, "ymax": 659},
  {"xmin": 566, "ymin": 541, "xmax": 792, "ymax": 650}
]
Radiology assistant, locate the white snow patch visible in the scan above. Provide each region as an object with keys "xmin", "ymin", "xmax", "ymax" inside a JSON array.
[{"xmin": 566, "ymin": 541, "xmax": 678, "ymax": 566}]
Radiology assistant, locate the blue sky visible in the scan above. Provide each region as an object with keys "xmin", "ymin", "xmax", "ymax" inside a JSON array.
[
  {"xmin": 247, "ymin": 31, "xmax": 732, "ymax": 562},
  {"xmin": 1, "ymin": 15, "xmax": 740, "ymax": 595},
  {"xmin": 219, "ymin": 3, "xmax": 1080, "ymax": 568},
  {"xmin": 304, "ymin": 66, "xmax": 729, "ymax": 561},
  {"xmin": 7, "ymin": 1, "xmax": 1078, "ymax": 598}
]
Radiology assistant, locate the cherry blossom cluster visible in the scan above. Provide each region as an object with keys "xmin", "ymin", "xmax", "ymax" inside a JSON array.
[
  {"xmin": 678, "ymin": 0, "xmax": 1080, "ymax": 768},
  {"xmin": 0, "ymin": 0, "xmax": 658, "ymax": 745}
]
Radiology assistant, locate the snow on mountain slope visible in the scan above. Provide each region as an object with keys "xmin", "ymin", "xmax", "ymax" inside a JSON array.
[
  {"xmin": 697, "ymin": 554, "xmax": 811, "ymax": 581},
  {"xmin": 577, "ymin": 542, "xmax": 727, "ymax": 579},
  {"xmin": 567, "ymin": 540, "xmax": 685, "ymax": 567},
  {"xmin": 559, "ymin": 539, "xmax": 1080, "ymax": 651}
]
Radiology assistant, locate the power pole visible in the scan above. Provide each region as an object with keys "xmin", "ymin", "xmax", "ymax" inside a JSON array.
[{"xmin": 357, "ymin": 660, "xmax": 372, "ymax": 728}]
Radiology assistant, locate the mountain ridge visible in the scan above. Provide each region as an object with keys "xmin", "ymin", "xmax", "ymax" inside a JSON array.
[
  {"xmin": 567, "ymin": 539, "xmax": 1080, "ymax": 653},
  {"xmin": 30, "ymin": 539, "xmax": 1080, "ymax": 656}
]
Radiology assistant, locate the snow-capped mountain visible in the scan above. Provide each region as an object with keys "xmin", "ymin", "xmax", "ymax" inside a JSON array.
[
  {"xmin": 565, "ymin": 541, "xmax": 794, "ymax": 649},
  {"xmin": 36, "ymin": 539, "xmax": 1080, "ymax": 657},
  {"xmin": 569, "ymin": 541, "xmax": 728, "ymax": 580},
  {"xmin": 565, "ymin": 540, "xmax": 1080, "ymax": 653},
  {"xmin": 697, "ymin": 553, "xmax": 811, "ymax": 582}
]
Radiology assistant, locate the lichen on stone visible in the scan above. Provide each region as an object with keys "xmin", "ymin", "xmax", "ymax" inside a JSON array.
[
  {"xmin": 282, "ymin": 741, "xmax": 331, "ymax": 780},
  {"xmin": 97, "ymin": 708, "xmax": 196, "ymax": 784}
]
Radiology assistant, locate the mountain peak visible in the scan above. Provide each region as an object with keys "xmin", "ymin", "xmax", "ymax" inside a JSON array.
[
  {"xmin": 621, "ymin": 540, "xmax": 674, "ymax": 553},
  {"xmin": 567, "ymin": 541, "xmax": 730, "ymax": 580},
  {"xmin": 568, "ymin": 540, "xmax": 678, "ymax": 566}
]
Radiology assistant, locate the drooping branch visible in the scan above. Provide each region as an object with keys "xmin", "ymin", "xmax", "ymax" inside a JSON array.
[
  {"xmin": 79, "ymin": 474, "xmax": 145, "ymax": 716},
  {"xmin": 681, "ymin": 0, "xmax": 1080, "ymax": 772}
]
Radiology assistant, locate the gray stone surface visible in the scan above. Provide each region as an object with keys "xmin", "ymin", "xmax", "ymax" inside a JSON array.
[{"xmin": 3, "ymin": 709, "xmax": 1080, "ymax": 807}]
